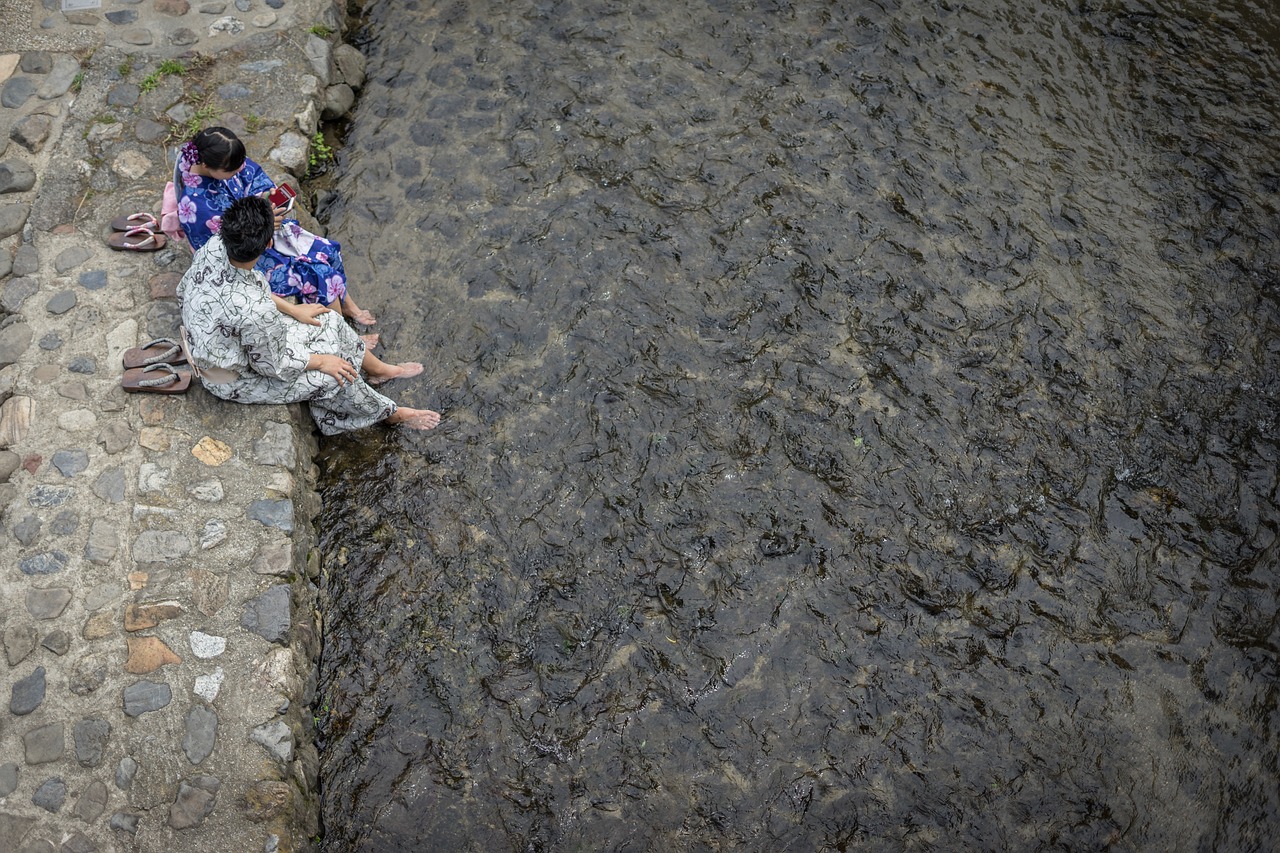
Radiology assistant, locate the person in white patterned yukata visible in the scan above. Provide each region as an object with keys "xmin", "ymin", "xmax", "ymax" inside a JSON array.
[{"xmin": 178, "ymin": 195, "xmax": 442, "ymax": 434}]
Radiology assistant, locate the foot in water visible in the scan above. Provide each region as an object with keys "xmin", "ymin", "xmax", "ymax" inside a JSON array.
[
  {"xmin": 387, "ymin": 407, "xmax": 441, "ymax": 430},
  {"xmin": 343, "ymin": 295, "xmax": 376, "ymax": 326},
  {"xmin": 366, "ymin": 361, "xmax": 424, "ymax": 386}
]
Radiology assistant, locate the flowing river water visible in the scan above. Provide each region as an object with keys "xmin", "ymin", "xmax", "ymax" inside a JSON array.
[{"xmin": 310, "ymin": 0, "xmax": 1280, "ymax": 849}]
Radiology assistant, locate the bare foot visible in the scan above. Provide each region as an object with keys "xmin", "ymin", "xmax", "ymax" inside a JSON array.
[
  {"xmin": 359, "ymin": 333, "xmax": 380, "ymax": 349},
  {"xmin": 343, "ymin": 295, "xmax": 376, "ymax": 326},
  {"xmin": 387, "ymin": 407, "xmax": 441, "ymax": 430},
  {"xmin": 367, "ymin": 361, "xmax": 424, "ymax": 386}
]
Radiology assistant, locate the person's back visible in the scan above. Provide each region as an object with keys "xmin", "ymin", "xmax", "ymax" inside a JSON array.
[{"xmin": 178, "ymin": 234, "xmax": 299, "ymax": 380}]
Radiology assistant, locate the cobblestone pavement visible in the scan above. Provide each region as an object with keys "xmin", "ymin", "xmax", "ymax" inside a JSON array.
[{"xmin": 0, "ymin": 0, "xmax": 369, "ymax": 849}]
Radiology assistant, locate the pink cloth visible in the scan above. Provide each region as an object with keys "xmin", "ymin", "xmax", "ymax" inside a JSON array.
[{"xmin": 161, "ymin": 180, "xmax": 188, "ymax": 250}]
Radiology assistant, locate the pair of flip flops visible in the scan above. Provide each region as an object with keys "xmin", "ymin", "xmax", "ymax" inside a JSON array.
[
  {"xmin": 120, "ymin": 338, "xmax": 191, "ymax": 394},
  {"xmin": 108, "ymin": 212, "xmax": 167, "ymax": 252}
]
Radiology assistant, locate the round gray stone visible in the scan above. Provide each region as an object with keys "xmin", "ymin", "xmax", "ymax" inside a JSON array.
[
  {"xmin": 11, "ymin": 666, "xmax": 46, "ymax": 715},
  {"xmin": 54, "ymin": 245, "xmax": 91, "ymax": 273},
  {"xmin": 322, "ymin": 83, "xmax": 356, "ymax": 120},
  {"xmin": 0, "ymin": 161, "xmax": 37, "ymax": 194},
  {"xmin": 32, "ymin": 777, "xmax": 66, "ymax": 812},
  {"xmin": 69, "ymin": 356, "xmax": 97, "ymax": 374},
  {"xmin": 1, "ymin": 77, "xmax": 35, "ymax": 108},
  {"xmin": 0, "ymin": 204, "xmax": 30, "ymax": 239},
  {"xmin": 115, "ymin": 756, "xmax": 138, "ymax": 789},
  {"xmin": 105, "ymin": 9, "xmax": 137, "ymax": 23},
  {"xmin": 171, "ymin": 28, "xmax": 199, "ymax": 46},
  {"xmin": 39, "ymin": 331, "xmax": 63, "ymax": 351}
]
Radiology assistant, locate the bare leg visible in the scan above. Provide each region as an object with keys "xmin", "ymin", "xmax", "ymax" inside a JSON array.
[
  {"xmin": 386, "ymin": 407, "xmax": 441, "ymax": 430},
  {"xmin": 342, "ymin": 293, "xmax": 376, "ymax": 326},
  {"xmin": 361, "ymin": 350, "xmax": 424, "ymax": 385}
]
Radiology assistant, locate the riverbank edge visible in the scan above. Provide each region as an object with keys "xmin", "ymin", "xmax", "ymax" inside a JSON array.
[{"xmin": 0, "ymin": 1, "xmax": 368, "ymax": 850}]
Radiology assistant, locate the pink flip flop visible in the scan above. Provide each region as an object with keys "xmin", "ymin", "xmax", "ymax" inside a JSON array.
[
  {"xmin": 108, "ymin": 226, "xmax": 167, "ymax": 252},
  {"xmin": 110, "ymin": 211, "xmax": 159, "ymax": 231}
]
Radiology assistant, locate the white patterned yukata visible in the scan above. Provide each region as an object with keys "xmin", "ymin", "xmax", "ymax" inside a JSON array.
[{"xmin": 178, "ymin": 236, "xmax": 396, "ymax": 435}]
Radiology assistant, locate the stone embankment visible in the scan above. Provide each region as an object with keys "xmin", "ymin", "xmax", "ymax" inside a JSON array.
[{"xmin": 0, "ymin": 0, "xmax": 369, "ymax": 849}]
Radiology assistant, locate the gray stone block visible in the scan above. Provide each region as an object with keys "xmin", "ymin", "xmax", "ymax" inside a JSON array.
[
  {"xmin": 242, "ymin": 584, "xmax": 291, "ymax": 643},
  {"xmin": 168, "ymin": 776, "xmax": 220, "ymax": 829},
  {"xmin": 74, "ymin": 718, "xmax": 111, "ymax": 767},
  {"xmin": 248, "ymin": 498, "xmax": 293, "ymax": 532},
  {"xmin": 11, "ymin": 665, "xmax": 46, "ymax": 714},
  {"xmin": 182, "ymin": 705, "xmax": 218, "ymax": 764},
  {"xmin": 123, "ymin": 680, "xmax": 172, "ymax": 716},
  {"xmin": 23, "ymin": 721, "xmax": 64, "ymax": 763}
]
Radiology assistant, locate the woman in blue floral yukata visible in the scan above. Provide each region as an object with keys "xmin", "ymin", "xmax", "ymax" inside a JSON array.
[{"xmin": 176, "ymin": 126, "xmax": 377, "ymax": 326}]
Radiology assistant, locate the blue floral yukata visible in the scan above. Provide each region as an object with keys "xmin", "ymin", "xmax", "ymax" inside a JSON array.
[{"xmin": 176, "ymin": 142, "xmax": 349, "ymax": 306}]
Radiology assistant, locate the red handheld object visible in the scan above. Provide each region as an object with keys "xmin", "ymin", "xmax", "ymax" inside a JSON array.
[{"xmin": 268, "ymin": 183, "xmax": 297, "ymax": 209}]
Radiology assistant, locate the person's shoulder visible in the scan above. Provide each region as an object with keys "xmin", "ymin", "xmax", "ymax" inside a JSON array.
[{"xmin": 192, "ymin": 234, "xmax": 227, "ymax": 262}]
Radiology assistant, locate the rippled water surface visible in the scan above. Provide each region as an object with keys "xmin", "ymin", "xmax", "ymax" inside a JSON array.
[{"xmin": 313, "ymin": 0, "xmax": 1280, "ymax": 849}]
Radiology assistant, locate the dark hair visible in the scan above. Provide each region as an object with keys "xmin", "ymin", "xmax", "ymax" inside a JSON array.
[
  {"xmin": 221, "ymin": 196, "xmax": 274, "ymax": 263},
  {"xmin": 193, "ymin": 126, "xmax": 246, "ymax": 172}
]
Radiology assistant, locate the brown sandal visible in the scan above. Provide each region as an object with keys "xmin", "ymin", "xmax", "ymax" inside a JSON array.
[
  {"xmin": 110, "ymin": 211, "xmax": 159, "ymax": 231},
  {"xmin": 108, "ymin": 226, "xmax": 167, "ymax": 252},
  {"xmin": 122, "ymin": 363, "xmax": 191, "ymax": 394},
  {"xmin": 122, "ymin": 338, "xmax": 187, "ymax": 369}
]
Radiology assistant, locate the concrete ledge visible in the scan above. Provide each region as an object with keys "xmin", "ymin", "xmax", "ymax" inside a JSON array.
[{"xmin": 0, "ymin": 0, "xmax": 363, "ymax": 849}]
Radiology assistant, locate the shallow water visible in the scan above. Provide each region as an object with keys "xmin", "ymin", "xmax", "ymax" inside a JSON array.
[{"xmin": 313, "ymin": 0, "xmax": 1280, "ymax": 849}]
